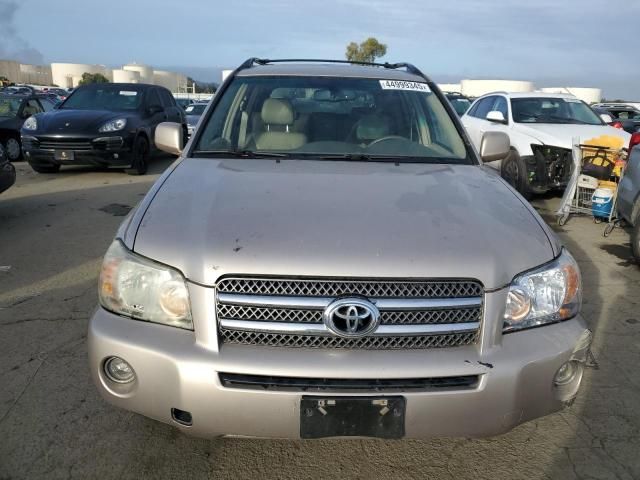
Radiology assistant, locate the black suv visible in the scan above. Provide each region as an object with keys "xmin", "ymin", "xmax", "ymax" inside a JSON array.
[
  {"xmin": 0, "ymin": 93, "xmax": 49, "ymax": 161},
  {"xmin": 21, "ymin": 83, "xmax": 186, "ymax": 175}
]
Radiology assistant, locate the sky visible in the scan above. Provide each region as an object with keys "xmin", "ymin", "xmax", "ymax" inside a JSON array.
[{"xmin": 1, "ymin": 0, "xmax": 638, "ymax": 98}]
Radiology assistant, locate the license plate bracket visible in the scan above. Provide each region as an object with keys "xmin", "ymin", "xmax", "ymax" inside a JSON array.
[
  {"xmin": 54, "ymin": 150, "xmax": 74, "ymax": 161},
  {"xmin": 300, "ymin": 396, "xmax": 405, "ymax": 439}
]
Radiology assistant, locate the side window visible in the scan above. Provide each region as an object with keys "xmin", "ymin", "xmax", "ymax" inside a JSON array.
[
  {"xmin": 146, "ymin": 89, "xmax": 162, "ymax": 108},
  {"xmin": 159, "ymin": 89, "xmax": 176, "ymax": 108},
  {"xmin": 24, "ymin": 99, "xmax": 43, "ymax": 116},
  {"xmin": 493, "ymin": 96, "xmax": 508, "ymax": 121},
  {"xmin": 475, "ymin": 96, "xmax": 496, "ymax": 119}
]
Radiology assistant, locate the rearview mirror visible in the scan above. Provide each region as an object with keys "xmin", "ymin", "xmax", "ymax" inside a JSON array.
[
  {"xmin": 599, "ymin": 113, "xmax": 613, "ymax": 124},
  {"xmin": 155, "ymin": 122, "xmax": 183, "ymax": 156},
  {"xmin": 480, "ymin": 131, "xmax": 510, "ymax": 162},
  {"xmin": 486, "ymin": 110, "xmax": 507, "ymax": 124}
]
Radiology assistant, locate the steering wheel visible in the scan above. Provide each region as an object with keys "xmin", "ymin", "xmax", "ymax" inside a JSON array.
[{"xmin": 368, "ymin": 135, "xmax": 407, "ymax": 147}]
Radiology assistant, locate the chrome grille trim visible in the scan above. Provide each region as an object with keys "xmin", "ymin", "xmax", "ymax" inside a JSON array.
[
  {"xmin": 217, "ymin": 293, "xmax": 481, "ymax": 310},
  {"xmin": 220, "ymin": 319, "xmax": 479, "ymax": 336},
  {"xmin": 216, "ymin": 304, "xmax": 482, "ymax": 325},
  {"xmin": 216, "ymin": 277, "xmax": 484, "ymax": 350}
]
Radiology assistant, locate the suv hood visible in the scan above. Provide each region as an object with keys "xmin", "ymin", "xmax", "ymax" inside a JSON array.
[
  {"xmin": 34, "ymin": 109, "xmax": 131, "ymax": 133},
  {"xmin": 133, "ymin": 159, "xmax": 556, "ymax": 289},
  {"xmin": 517, "ymin": 123, "xmax": 630, "ymax": 149}
]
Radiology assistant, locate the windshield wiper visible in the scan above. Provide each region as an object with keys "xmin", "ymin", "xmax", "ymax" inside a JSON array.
[
  {"xmin": 314, "ymin": 153, "xmax": 441, "ymax": 163},
  {"xmin": 194, "ymin": 149, "xmax": 290, "ymax": 158}
]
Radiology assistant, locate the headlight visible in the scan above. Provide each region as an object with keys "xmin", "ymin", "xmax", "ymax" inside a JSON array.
[
  {"xmin": 23, "ymin": 116, "xmax": 37, "ymax": 131},
  {"xmin": 98, "ymin": 240, "xmax": 193, "ymax": 329},
  {"xmin": 503, "ymin": 248, "xmax": 581, "ymax": 332},
  {"xmin": 99, "ymin": 118, "xmax": 127, "ymax": 133}
]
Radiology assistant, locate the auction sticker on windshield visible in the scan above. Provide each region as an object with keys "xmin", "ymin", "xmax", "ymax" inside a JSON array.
[
  {"xmin": 379, "ymin": 80, "xmax": 431, "ymax": 92},
  {"xmin": 120, "ymin": 91, "xmax": 138, "ymax": 96}
]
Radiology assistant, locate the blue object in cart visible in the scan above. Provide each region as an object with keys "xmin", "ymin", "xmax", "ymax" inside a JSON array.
[{"xmin": 591, "ymin": 188, "xmax": 614, "ymax": 219}]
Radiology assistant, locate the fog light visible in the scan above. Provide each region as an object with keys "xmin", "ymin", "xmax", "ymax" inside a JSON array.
[
  {"xmin": 554, "ymin": 361, "xmax": 580, "ymax": 386},
  {"xmin": 104, "ymin": 356, "xmax": 135, "ymax": 383},
  {"xmin": 114, "ymin": 153, "xmax": 119, "ymax": 159}
]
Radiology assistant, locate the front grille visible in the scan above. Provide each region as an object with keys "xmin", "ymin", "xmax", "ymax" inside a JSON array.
[
  {"xmin": 37, "ymin": 140, "xmax": 93, "ymax": 151},
  {"xmin": 217, "ymin": 278, "xmax": 482, "ymax": 298},
  {"xmin": 220, "ymin": 329, "xmax": 478, "ymax": 349},
  {"xmin": 219, "ymin": 373, "xmax": 480, "ymax": 392},
  {"xmin": 216, "ymin": 277, "xmax": 484, "ymax": 350}
]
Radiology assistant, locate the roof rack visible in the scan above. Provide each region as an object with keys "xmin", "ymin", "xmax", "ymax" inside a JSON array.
[{"xmin": 237, "ymin": 58, "xmax": 430, "ymax": 81}]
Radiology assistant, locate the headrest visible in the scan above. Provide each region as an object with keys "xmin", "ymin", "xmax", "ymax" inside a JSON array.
[
  {"xmin": 261, "ymin": 98, "xmax": 294, "ymax": 125},
  {"xmin": 356, "ymin": 114, "xmax": 390, "ymax": 140}
]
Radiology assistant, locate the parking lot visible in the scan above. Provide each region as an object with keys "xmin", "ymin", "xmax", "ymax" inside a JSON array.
[{"xmin": 1, "ymin": 158, "xmax": 639, "ymax": 480}]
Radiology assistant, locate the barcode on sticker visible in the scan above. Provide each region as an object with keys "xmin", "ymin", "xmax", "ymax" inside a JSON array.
[{"xmin": 379, "ymin": 80, "xmax": 431, "ymax": 92}]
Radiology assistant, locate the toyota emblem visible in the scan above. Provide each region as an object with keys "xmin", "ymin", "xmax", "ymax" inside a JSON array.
[{"xmin": 323, "ymin": 298, "xmax": 380, "ymax": 338}]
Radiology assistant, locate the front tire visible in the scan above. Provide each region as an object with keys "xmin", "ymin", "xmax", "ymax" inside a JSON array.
[
  {"xmin": 501, "ymin": 150, "xmax": 532, "ymax": 199},
  {"xmin": 4, "ymin": 137, "xmax": 22, "ymax": 161},
  {"xmin": 31, "ymin": 163, "xmax": 61, "ymax": 174},
  {"xmin": 125, "ymin": 135, "xmax": 150, "ymax": 175}
]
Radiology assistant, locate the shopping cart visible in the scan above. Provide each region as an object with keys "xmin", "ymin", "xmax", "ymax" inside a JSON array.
[{"xmin": 556, "ymin": 142, "xmax": 625, "ymax": 229}]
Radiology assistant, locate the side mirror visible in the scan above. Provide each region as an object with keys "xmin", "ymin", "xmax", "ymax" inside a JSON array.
[
  {"xmin": 599, "ymin": 113, "xmax": 613, "ymax": 124},
  {"xmin": 155, "ymin": 122, "xmax": 183, "ymax": 156},
  {"xmin": 148, "ymin": 105, "xmax": 164, "ymax": 115},
  {"xmin": 480, "ymin": 131, "xmax": 510, "ymax": 163},
  {"xmin": 486, "ymin": 110, "xmax": 507, "ymax": 124}
]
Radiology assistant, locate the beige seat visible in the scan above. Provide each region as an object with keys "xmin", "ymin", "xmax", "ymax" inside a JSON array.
[{"xmin": 255, "ymin": 98, "xmax": 307, "ymax": 151}]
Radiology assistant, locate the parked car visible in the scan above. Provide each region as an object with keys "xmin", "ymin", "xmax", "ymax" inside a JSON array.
[
  {"xmin": 88, "ymin": 58, "xmax": 591, "ymax": 440},
  {"xmin": 617, "ymin": 132, "xmax": 640, "ymax": 261},
  {"xmin": 444, "ymin": 92, "xmax": 472, "ymax": 116},
  {"xmin": 592, "ymin": 103, "xmax": 640, "ymax": 134},
  {"xmin": 175, "ymin": 98, "xmax": 194, "ymax": 110},
  {"xmin": 462, "ymin": 92, "xmax": 630, "ymax": 198},
  {"xmin": 184, "ymin": 102, "xmax": 208, "ymax": 137},
  {"xmin": 21, "ymin": 83, "xmax": 186, "ymax": 175},
  {"xmin": 0, "ymin": 143, "xmax": 16, "ymax": 194},
  {"xmin": 0, "ymin": 93, "xmax": 48, "ymax": 161},
  {"xmin": 43, "ymin": 87, "xmax": 70, "ymax": 100}
]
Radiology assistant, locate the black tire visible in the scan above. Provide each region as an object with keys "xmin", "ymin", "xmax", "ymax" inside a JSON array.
[
  {"xmin": 125, "ymin": 135, "xmax": 150, "ymax": 175},
  {"xmin": 632, "ymin": 215, "xmax": 640, "ymax": 262},
  {"xmin": 3, "ymin": 137, "xmax": 22, "ymax": 161},
  {"xmin": 31, "ymin": 163, "xmax": 61, "ymax": 174},
  {"xmin": 501, "ymin": 150, "xmax": 532, "ymax": 199}
]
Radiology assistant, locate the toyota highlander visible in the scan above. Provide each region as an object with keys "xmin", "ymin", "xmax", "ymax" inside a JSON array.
[{"xmin": 88, "ymin": 58, "xmax": 592, "ymax": 439}]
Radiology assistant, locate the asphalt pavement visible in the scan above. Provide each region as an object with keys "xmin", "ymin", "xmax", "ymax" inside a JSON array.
[{"xmin": 1, "ymin": 157, "xmax": 639, "ymax": 480}]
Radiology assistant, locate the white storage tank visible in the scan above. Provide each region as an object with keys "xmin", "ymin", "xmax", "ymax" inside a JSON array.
[
  {"xmin": 438, "ymin": 83, "xmax": 462, "ymax": 93},
  {"xmin": 113, "ymin": 69, "xmax": 140, "ymax": 83},
  {"xmin": 51, "ymin": 63, "xmax": 111, "ymax": 88},
  {"xmin": 153, "ymin": 70, "xmax": 186, "ymax": 92},
  {"xmin": 123, "ymin": 63, "xmax": 154, "ymax": 84},
  {"xmin": 539, "ymin": 87, "xmax": 602, "ymax": 104},
  {"xmin": 460, "ymin": 79, "xmax": 534, "ymax": 97}
]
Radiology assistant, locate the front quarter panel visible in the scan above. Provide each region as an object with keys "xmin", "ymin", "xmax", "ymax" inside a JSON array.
[{"xmin": 617, "ymin": 147, "xmax": 640, "ymax": 224}]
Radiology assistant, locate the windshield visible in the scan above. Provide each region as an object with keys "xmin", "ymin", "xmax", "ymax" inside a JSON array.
[
  {"xmin": 185, "ymin": 104, "xmax": 207, "ymax": 115},
  {"xmin": 0, "ymin": 96, "xmax": 22, "ymax": 118},
  {"xmin": 511, "ymin": 97, "xmax": 602, "ymax": 125},
  {"xmin": 447, "ymin": 96, "xmax": 471, "ymax": 116},
  {"xmin": 194, "ymin": 75, "xmax": 469, "ymax": 164},
  {"xmin": 61, "ymin": 86, "xmax": 144, "ymax": 111}
]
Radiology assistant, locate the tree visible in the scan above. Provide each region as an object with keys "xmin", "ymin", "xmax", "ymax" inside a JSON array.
[
  {"xmin": 345, "ymin": 37, "xmax": 387, "ymax": 63},
  {"xmin": 78, "ymin": 72, "xmax": 110, "ymax": 85}
]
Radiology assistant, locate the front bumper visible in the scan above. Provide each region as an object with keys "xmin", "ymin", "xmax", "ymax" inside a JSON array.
[
  {"xmin": 88, "ymin": 304, "xmax": 591, "ymax": 439},
  {"xmin": 21, "ymin": 134, "xmax": 135, "ymax": 167}
]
